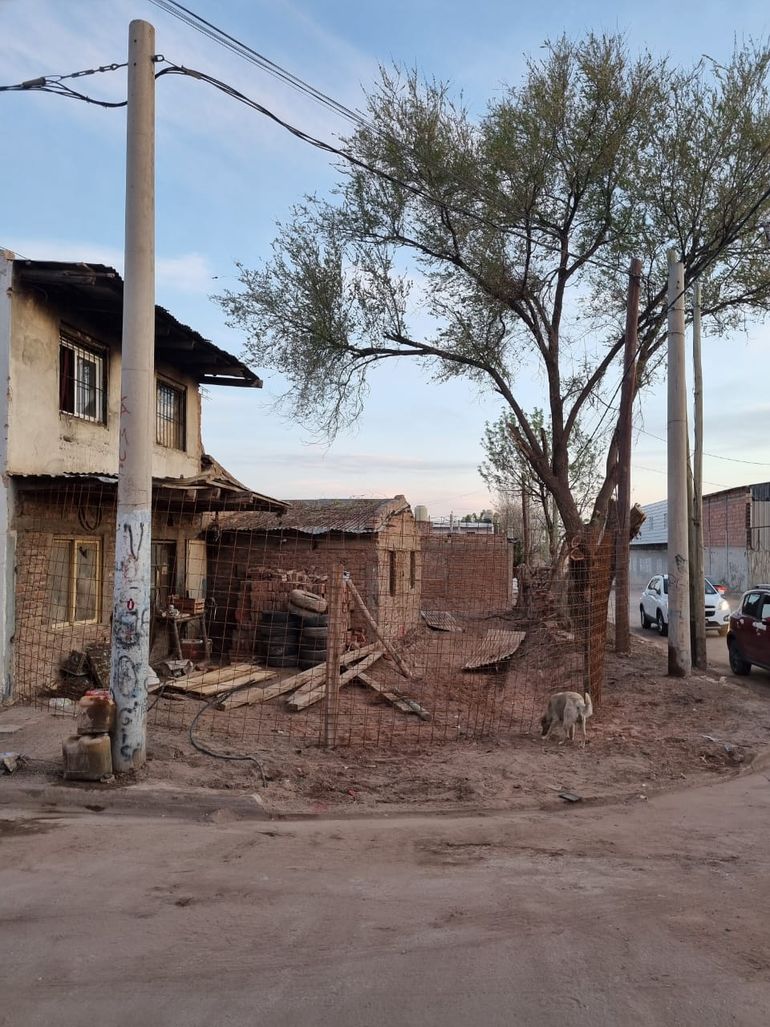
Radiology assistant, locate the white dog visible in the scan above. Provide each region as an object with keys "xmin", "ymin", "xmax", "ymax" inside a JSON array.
[{"xmin": 540, "ymin": 691, "xmax": 593, "ymax": 746}]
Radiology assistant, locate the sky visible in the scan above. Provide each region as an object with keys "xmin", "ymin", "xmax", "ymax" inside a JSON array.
[{"xmin": 2, "ymin": 0, "xmax": 770, "ymax": 517}]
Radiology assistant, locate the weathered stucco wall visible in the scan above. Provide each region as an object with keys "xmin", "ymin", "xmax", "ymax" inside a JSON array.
[
  {"xmin": 7, "ymin": 288, "xmax": 202, "ymax": 479},
  {"xmin": 420, "ymin": 531, "xmax": 513, "ymax": 614}
]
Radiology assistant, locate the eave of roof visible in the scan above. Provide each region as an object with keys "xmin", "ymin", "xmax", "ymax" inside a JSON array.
[
  {"xmin": 217, "ymin": 495, "xmax": 411, "ymax": 535},
  {"xmin": 12, "ymin": 259, "xmax": 261, "ymax": 389}
]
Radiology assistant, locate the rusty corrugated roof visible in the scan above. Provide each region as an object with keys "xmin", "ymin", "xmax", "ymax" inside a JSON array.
[{"xmin": 217, "ymin": 495, "xmax": 411, "ymax": 535}]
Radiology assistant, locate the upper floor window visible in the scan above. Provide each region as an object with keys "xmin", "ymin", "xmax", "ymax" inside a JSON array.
[
  {"xmin": 156, "ymin": 379, "xmax": 186, "ymax": 450},
  {"xmin": 59, "ymin": 334, "xmax": 106, "ymax": 423}
]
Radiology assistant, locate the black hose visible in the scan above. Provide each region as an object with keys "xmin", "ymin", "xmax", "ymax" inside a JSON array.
[{"xmin": 187, "ymin": 678, "xmax": 268, "ymax": 787}]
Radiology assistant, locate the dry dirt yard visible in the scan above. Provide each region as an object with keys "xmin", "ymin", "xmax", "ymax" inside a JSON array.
[{"xmin": 3, "ymin": 636, "xmax": 769, "ymax": 814}]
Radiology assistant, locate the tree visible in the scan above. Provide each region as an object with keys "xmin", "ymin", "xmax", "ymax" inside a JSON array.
[
  {"xmin": 220, "ymin": 36, "xmax": 770, "ymax": 693},
  {"xmin": 479, "ymin": 407, "xmax": 603, "ymax": 557}
]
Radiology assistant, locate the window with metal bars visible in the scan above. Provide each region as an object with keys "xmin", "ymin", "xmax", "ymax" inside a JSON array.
[
  {"xmin": 156, "ymin": 379, "xmax": 186, "ymax": 450},
  {"xmin": 59, "ymin": 335, "xmax": 106, "ymax": 423}
]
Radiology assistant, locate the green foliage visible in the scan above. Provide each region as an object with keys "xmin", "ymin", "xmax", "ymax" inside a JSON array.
[{"xmin": 219, "ymin": 35, "xmax": 770, "ymax": 533}]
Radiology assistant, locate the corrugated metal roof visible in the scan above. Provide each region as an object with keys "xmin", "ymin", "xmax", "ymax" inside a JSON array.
[
  {"xmin": 630, "ymin": 499, "xmax": 668, "ymax": 546},
  {"xmin": 12, "ymin": 259, "xmax": 261, "ymax": 389},
  {"xmin": 217, "ymin": 495, "xmax": 411, "ymax": 535}
]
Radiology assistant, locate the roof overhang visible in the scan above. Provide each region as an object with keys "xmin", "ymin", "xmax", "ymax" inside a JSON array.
[{"xmin": 13, "ymin": 259, "xmax": 261, "ymax": 388}]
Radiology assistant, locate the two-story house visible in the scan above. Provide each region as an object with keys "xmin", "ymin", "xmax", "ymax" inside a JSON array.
[{"xmin": 0, "ymin": 251, "xmax": 285, "ymax": 700}]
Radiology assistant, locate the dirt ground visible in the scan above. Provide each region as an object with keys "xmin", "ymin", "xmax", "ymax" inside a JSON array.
[
  {"xmin": 2, "ymin": 765, "xmax": 770, "ymax": 1025},
  {"xmin": 3, "ymin": 634, "xmax": 769, "ymax": 814}
]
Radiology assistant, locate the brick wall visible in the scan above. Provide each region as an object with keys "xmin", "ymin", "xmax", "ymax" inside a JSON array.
[
  {"xmin": 420, "ymin": 530, "xmax": 513, "ymax": 614},
  {"xmin": 703, "ymin": 488, "xmax": 750, "ymax": 549},
  {"xmin": 208, "ymin": 511, "xmax": 422, "ymax": 653}
]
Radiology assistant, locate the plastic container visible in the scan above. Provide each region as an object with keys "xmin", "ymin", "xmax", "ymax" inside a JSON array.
[
  {"xmin": 62, "ymin": 734, "xmax": 113, "ymax": 781},
  {"xmin": 76, "ymin": 689, "xmax": 116, "ymax": 736}
]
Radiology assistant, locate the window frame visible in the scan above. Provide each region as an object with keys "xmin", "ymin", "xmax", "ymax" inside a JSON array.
[
  {"xmin": 388, "ymin": 550, "xmax": 397, "ymax": 597},
  {"xmin": 59, "ymin": 331, "xmax": 107, "ymax": 425},
  {"xmin": 409, "ymin": 550, "xmax": 416, "ymax": 590},
  {"xmin": 155, "ymin": 376, "xmax": 187, "ymax": 451},
  {"xmin": 49, "ymin": 536, "xmax": 102, "ymax": 627}
]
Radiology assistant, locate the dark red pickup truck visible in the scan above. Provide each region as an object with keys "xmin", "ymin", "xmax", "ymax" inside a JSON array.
[{"xmin": 727, "ymin": 586, "xmax": 770, "ymax": 675}]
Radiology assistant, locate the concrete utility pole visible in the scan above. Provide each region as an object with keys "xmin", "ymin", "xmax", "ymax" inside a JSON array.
[
  {"xmin": 109, "ymin": 19, "xmax": 156, "ymax": 772},
  {"xmin": 666, "ymin": 250, "xmax": 691, "ymax": 677},
  {"xmin": 614, "ymin": 257, "xmax": 642, "ymax": 652},
  {"xmin": 689, "ymin": 282, "xmax": 707, "ymax": 669}
]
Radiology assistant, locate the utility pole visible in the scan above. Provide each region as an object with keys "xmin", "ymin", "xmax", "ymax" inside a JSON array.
[
  {"xmin": 689, "ymin": 282, "xmax": 707, "ymax": 668},
  {"xmin": 614, "ymin": 257, "xmax": 642, "ymax": 651},
  {"xmin": 666, "ymin": 250, "xmax": 691, "ymax": 677},
  {"xmin": 110, "ymin": 19, "xmax": 156, "ymax": 772}
]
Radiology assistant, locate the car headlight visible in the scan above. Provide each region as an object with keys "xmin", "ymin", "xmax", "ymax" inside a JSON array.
[{"xmin": 718, "ymin": 599, "xmax": 730, "ymax": 612}]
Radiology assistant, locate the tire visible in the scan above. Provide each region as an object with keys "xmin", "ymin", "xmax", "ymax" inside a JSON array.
[
  {"xmin": 289, "ymin": 588, "xmax": 327, "ymax": 614},
  {"xmin": 255, "ymin": 628, "xmax": 299, "ymax": 646},
  {"xmin": 287, "ymin": 602, "xmax": 329, "ymax": 626},
  {"xmin": 299, "ymin": 626, "xmax": 329, "ymax": 640},
  {"xmin": 657, "ymin": 611, "xmax": 668, "ymax": 637},
  {"xmin": 257, "ymin": 642, "xmax": 298, "ymax": 660},
  {"xmin": 264, "ymin": 653, "xmax": 300, "ymax": 668},
  {"xmin": 728, "ymin": 640, "xmax": 751, "ymax": 676},
  {"xmin": 640, "ymin": 606, "xmax": 651, "ymax": 630},
  {"xmin": 259, "ymin": 610, "xmax": 297, "ymax": 625},
  {"xmin": 298, "ymin": 646, "xmax": 327, "ymax": 663},
  {"xmin": 298, "ymin": 656, "xmax": 325, "ymax": 670}
]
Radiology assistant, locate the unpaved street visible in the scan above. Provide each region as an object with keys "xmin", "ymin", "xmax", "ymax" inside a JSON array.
[{"xmin": 2, "ymin": 767, "xmax": 770, "ymax": 1026}]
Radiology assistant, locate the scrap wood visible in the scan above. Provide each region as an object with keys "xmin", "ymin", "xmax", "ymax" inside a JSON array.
[
  {"xmin": 171, "ymin": 670, "xmax": 277, "ymax": 698},
  {"xmin": 286, "ymin": 643, "xmax": 379, "ymax": 702},
  {"xmin": 345, "ymin": 577, "xmax": 413, "ymax": 680},
  {"xmin": 286, "ymin": 650, "xmax": 384, "ymax": 711},
  {"xmin": 421, "ymin": 610, "xmax": 463, "ymax": 633},
  {"xmin": 356, "ymin": 671, "xmax": 431, "ymax": 720},
  {"xmin": 463, "ymin": 630, "xmax": 526, "ymax": 671},
  {"xmin": 218, "ymin": 644, "xmax": 378, "ymax": 711}
]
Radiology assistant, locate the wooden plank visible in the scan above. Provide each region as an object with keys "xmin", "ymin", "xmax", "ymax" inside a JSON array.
[
  {"xmin": 287, "ymin": 651, "xmax": 384, "ymax": 711},
  {"xmin": 218, "ymin": 644, "xmax": 379, "ymax": 711},
  {"xmin": 346, "ymin": 577, "xmax": 413, "ymax": 679},
  {"xmin": 356, "ymin": 671, "xmax": 432, "ymax": 720},
  {"xmin": 164, "ymin": 663, "xmax": 267, "ymax": 695},
  {"xmin": 164, "ymin": 669, "xmax": 276, "ymax": 699},
  {"xmin": 421, "ymin": 610, "xmax": 463, "ymax": 633},
  {"xmin": 463, "ymin": 630, "xmax": 526, "ymax": 670},
  {"xmin": 324, "ymin": 562, "xmax": 345, "ymax": 747}
]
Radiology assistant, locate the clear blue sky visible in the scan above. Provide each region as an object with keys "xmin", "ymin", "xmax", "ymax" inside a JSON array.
[{"xmin": 2, "ymin": 0, "xmax": 770, "ymax": 515}]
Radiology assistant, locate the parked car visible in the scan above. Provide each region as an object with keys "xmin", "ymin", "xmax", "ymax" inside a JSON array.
[
  {"xmin": 639, "ymin": 574, "xmax": 731, "ymax": 636},
  {"xmin": 726, "ymin": 585, "xmax": 770, "ymax": 675}
]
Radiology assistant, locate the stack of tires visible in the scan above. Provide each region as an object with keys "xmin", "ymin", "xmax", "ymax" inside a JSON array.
[
  {"xmin": 254, "ymin": 611, "xmax": 301, "ymax": 668},
  {"xmin": 288, "ymin": 588, "xmax": 329, "ymax": 670}
]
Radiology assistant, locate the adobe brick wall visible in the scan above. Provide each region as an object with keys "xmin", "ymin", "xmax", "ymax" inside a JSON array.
[
  {"xmin": 420, "ymin": 530, "xmax": 513, "ymax": 614},
  {"xmin": 208, "ymin": 510, "xmax": 422, "ymax": 653},
  {"xmin": 12, "ymin": 488, "xmax": 206, "ymax": 699}
]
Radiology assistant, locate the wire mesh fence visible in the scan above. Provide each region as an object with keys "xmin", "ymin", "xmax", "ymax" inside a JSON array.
[{"xmin": 13, "ymin": 483, "xmax": 615, "ymax": 751}]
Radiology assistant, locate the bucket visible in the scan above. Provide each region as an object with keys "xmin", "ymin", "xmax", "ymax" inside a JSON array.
[{"xmin": 62, "ymin": 734, "xmax": 113, "ymax": 781}]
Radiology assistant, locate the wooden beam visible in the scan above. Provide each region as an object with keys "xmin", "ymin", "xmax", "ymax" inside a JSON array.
[
  {"xmin": 324, "ymin": 562, "xmax": 346, "ymax": 747},
  {"xmin": 345, "ymin": 576, "xmax": 413, "ymax": 680},
  {"xmin": 287, "ymin": 650, "xmax": 384, "ymax": 711},
  {"xmin": 356, "ymin": 671, "xmax": 431, "ymax": 720}
]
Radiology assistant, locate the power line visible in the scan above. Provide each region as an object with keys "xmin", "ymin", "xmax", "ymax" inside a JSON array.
[
  {"xmin": 635, "ymin": 426, "xmax": 770, "ymax": 468},
  {"xmin": 147, "ymin": 0, "xmax": 369, "ymax": 128}
]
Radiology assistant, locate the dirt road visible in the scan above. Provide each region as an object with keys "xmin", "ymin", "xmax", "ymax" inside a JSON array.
[{"xmin": 2, "ymin": 766, "xmax": 769, "ymax": 1026}]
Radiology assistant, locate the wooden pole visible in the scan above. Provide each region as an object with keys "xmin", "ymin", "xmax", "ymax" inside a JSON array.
[
  {"xmin": 345, "ymin": 576, "xmax": 413, "ymax": 679},
  {"xmin": 615, "ymin": 257, "xmax": 642, "ymax": 652},
  {"xmin": 690, "ymin": 282, "xmax": 708, "ymax": 669},
  {"xmin": 667, "ymin": 250, "xmax": 692, "ymax": 677},
  {"xmin": 323, "ymin": 562, "xmax": 345, "ymax": 747}
]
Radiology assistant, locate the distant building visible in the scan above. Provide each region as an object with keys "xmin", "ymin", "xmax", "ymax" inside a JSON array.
[{"xmin": 630, "ymin": 482, "xmax": 770, "ymax": 592}]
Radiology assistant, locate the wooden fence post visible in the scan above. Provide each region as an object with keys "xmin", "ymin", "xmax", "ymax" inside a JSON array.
[{"xmin": 323, "ymin": 562, "xmax": 346, "ymax": 747}]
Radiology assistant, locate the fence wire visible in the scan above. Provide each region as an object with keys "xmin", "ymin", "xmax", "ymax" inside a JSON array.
[{"xmin": 13, "ymin": 484, "xmax": 613, "ymax": 750}]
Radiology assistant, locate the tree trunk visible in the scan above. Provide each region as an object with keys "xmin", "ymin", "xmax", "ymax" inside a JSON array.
[{"xmin": 567, "ymin": 514, "xmax": 617, "ymax": 706}]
